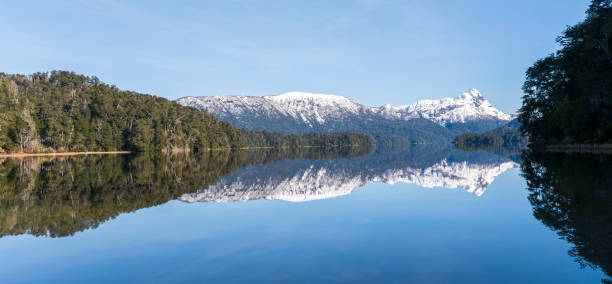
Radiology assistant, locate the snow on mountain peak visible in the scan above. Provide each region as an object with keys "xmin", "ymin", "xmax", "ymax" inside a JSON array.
[
  {"xmin": 460, "ymin": 88, "xmax": 485, "ymax": 100},
  {"xmin": 177, "ymin": 88, "xmax": 511, "ymax": 130},
  {"xmin": 268, "ymin": 91, "xmax": 348, "ymax": 101},
  {"xmin": 403, "ymin": 89, "xmax": 511, "ymax": 125},
  {"xmin": 260, "ymin": 91, "xmax": 367, "ymax": 126},
  {"xmin": 265, "ymin": 92, "xmax": 363, "ymax": 110}
]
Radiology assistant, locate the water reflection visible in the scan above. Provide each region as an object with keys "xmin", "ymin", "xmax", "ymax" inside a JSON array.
[
  {"xmin": 0, "ymin": 143, "xmax": 519, "ymax": 239},
  {"xmin": 0, "ymin": 146, "xmax": 371, "ymax": 238},
  {"xmin": 1, "ymin": 143, "xmax": 610, "ymax": 282},
  {"xmin": 181, "ymin": 144, "xmax": 518, "ymax": 203},
  {"xmin": 521, "ymin": 151, "xmax": 612, "ymax": 281},
  {"xmin": 0, "ymin": 152, "xmax": 238, "ymax": 238}
]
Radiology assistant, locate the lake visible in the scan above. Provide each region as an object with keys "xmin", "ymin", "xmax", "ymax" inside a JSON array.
[{"xmin": 0, "ymin": 145, "xmax": 610, "ymax": 283}]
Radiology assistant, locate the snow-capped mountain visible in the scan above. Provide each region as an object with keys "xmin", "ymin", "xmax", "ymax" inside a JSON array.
[
  {"xmin": 179, "ymin": 146, "xmax": 519, "ymax": 203},
  {"xmin": 396, "ymin": 89, "xmax": 511, "ymax": 125},
  {"xmin": 265, "ymin": 92, "xmax": 370, "ymax": 126},
  {"xmin": 177, "ymin": 89, "xmax": 512, "ymax": 139},
  {"xmin": 179, "ymin": 92, "xmax": 372, "ymax": 130}
]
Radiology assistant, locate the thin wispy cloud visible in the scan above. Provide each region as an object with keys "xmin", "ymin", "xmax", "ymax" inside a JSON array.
[{"xmin": 0, "ymin": 0, "xmax": 592, "ymax": 107}]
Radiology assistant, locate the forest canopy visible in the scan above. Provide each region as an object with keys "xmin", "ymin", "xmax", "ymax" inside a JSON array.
[
  {"xmin": 518, "ymin": 0, "xmax": 612, "ymax": 144},
  {"xmin": 0, "ymin": 71, "xmax": 373, "ymax": 154},
  {"xmin": 452, "ymin": 119, "xmax": 527, "ymax": 155}
]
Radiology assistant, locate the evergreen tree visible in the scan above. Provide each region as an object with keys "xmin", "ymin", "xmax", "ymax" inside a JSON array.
[
  {"xmin": 0, "ymin": 71, "xmax": 373, "ymax": 154},
  {"xmin": 519, "ymin": 0, "xmax": 612, "ymax": 144}
]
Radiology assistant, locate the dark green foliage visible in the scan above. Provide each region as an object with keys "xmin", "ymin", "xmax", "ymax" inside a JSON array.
[
  {"xmin": 521, "ymin": 151, "xmax": 612, "ymax": 281},
  {"xmin": 453, "ymin": 119, "xmax": 527, "ymax": 155},
  {"xmin": 0, "ymin": 71, "xmax": 372, "ymax": 153},
  {"xmin": 453, "ymin": 133, "xmax": 504, "ymax": 150},
  {"xmin": 519, "ymin": 0, "xmax": 612, "ymax": 143},
  {"xmin": 0, "ymin": 71, "xmax": 245, "ymax": 153},
  {"xmin": 487, "ymin": 124, "xmax": 528, "ymax": 149},
  {"xmin": 364, "ymin": 119, "xmax": 451, "ymax": 145},
  {"xmin": 241, "ymin": 130, "xmax": 375, "ymax": 149}
]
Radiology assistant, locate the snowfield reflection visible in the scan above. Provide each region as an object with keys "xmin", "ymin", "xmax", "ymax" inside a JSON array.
[{"xmin": 180, "ymin": 145, "xmax": 519, "ymax": 203}]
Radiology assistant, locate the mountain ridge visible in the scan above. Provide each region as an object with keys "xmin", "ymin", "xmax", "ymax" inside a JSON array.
[{"xmin": 177, "ymin": 89, "xmax": 512, "ymax": 142}]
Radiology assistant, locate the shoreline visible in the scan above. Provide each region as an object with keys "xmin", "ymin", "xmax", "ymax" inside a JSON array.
[
  {"xmin": 534, "ymin": 143, "xmax": 612, "ymax": 153},
  {"xmin": 0, "ymin": 151, "xmax": 132, "ymax": 158},
  {"xmin": 0, "ymin": 144, "xmax": 370, "ymax": 158}
]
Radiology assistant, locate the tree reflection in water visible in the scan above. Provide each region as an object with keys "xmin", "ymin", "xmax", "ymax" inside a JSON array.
[
  {"xmin": 521, "ymin": 150, "xmax": 612, "ymax": 282},
  {"xmin": 0, "ymin": 145, "xmax": 373, "ymax": 238}
]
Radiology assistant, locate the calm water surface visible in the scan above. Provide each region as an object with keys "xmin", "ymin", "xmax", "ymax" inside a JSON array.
[{"xmin": 0, "ymin": 146, "xmax": 609, "ymax": 283}]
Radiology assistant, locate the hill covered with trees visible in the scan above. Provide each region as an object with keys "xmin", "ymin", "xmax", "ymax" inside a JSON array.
[
  {"xmin": 0, "ymin": 71, "xmax": 373, "ymax": 154},
  {"xmin": 518, "ymin": 0, "xmax": 612, "ymax": 144},
  {"xmin": 453, "ymin": 119, "xmax": 527, "ymax": 155}
]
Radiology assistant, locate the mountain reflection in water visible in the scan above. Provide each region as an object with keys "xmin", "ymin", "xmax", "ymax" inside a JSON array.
[
  {"xmin": 0, "ymin": 144, "xmax": 516, "ymax": 238},
  {"xmin": 0, "ymin": 144, "xmax": 611, "ymax": 282},
  {"xmin": 180, "ymin": 144, "xmax": 518, "ymax": 203},
  {"xmin": 0, "ymin": 147, "xmax": 372, "ymax": 238}
]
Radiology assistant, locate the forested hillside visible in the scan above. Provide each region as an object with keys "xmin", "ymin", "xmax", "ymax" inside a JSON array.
[
  {"xmin": 241, "ymin": 130, "xmax": 375, "ymax": 149},
  {"xmin": 518, "ymin": 0, "xmax": 612, "ymax": 144},
  {"xmin": 0, "ymin": 71, "xmax": 373, "ymax": 154},
  {"xmin": 454, "ymin": 120, "xmax": 526, "ymax": 148},
  {"xmin": 453, "ymin": 119, "xmax": 527, "ymax": 155}
]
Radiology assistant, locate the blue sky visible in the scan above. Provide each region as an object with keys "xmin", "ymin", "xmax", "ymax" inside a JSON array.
[{"xmin": 0, "ymin": 0, "xmax": 591, "ymax": 113}]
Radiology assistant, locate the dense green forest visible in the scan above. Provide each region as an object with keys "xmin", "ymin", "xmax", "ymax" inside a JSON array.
[
  {"xmin": 0, "ymin": 71, "xmax": 373, "ymax": 154},
  {"xmin": 453, "ymin": 119, "xmax": 527, "ymax": 154},
  {"xmin": 518, "ymin": 0, "xmax": 612, "ymax": 144},
  {"xmin": 453, "ymin": 133, "xmax": 504, "ymax": 150},
  {"xmin": 521, "ymin": 151, "xmax": 612, "ymax": 281},
  {"xmin": 0, "ymin": 146, "xmax": 373, "ymax": 238},
  {"xmin": 241, "ymin": 130, "xmax": 375, "ymax": 149}
]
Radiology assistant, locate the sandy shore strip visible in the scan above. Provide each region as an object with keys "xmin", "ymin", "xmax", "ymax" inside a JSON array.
[{"xmin": 0, "ymin": 151, "xmax": 132, "ymax": 158}]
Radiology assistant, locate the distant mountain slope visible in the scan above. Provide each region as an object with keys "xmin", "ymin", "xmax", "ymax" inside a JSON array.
[{"xmin": 177, "ymin": 89, "xmax": 512, "ymax": 143}]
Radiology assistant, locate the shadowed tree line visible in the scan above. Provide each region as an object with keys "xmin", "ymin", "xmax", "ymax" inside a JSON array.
[
  {"xmin": 240, "ymin": 130, "xmax": 375, "ymax": 149},
  {"xmin": 519, "ymin": 0, "xmax": 612, "ymax": 144},
  {"xmin": 453, "ymin": 133, "xmax": 504, "ymax": 150},
  {"xmin": 521, "ymin": 151, "xmax": 612, "ymax": 282},
  {"xmin": 453, "ymin": 119, "xmax": 527, "ymax": 160}
]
